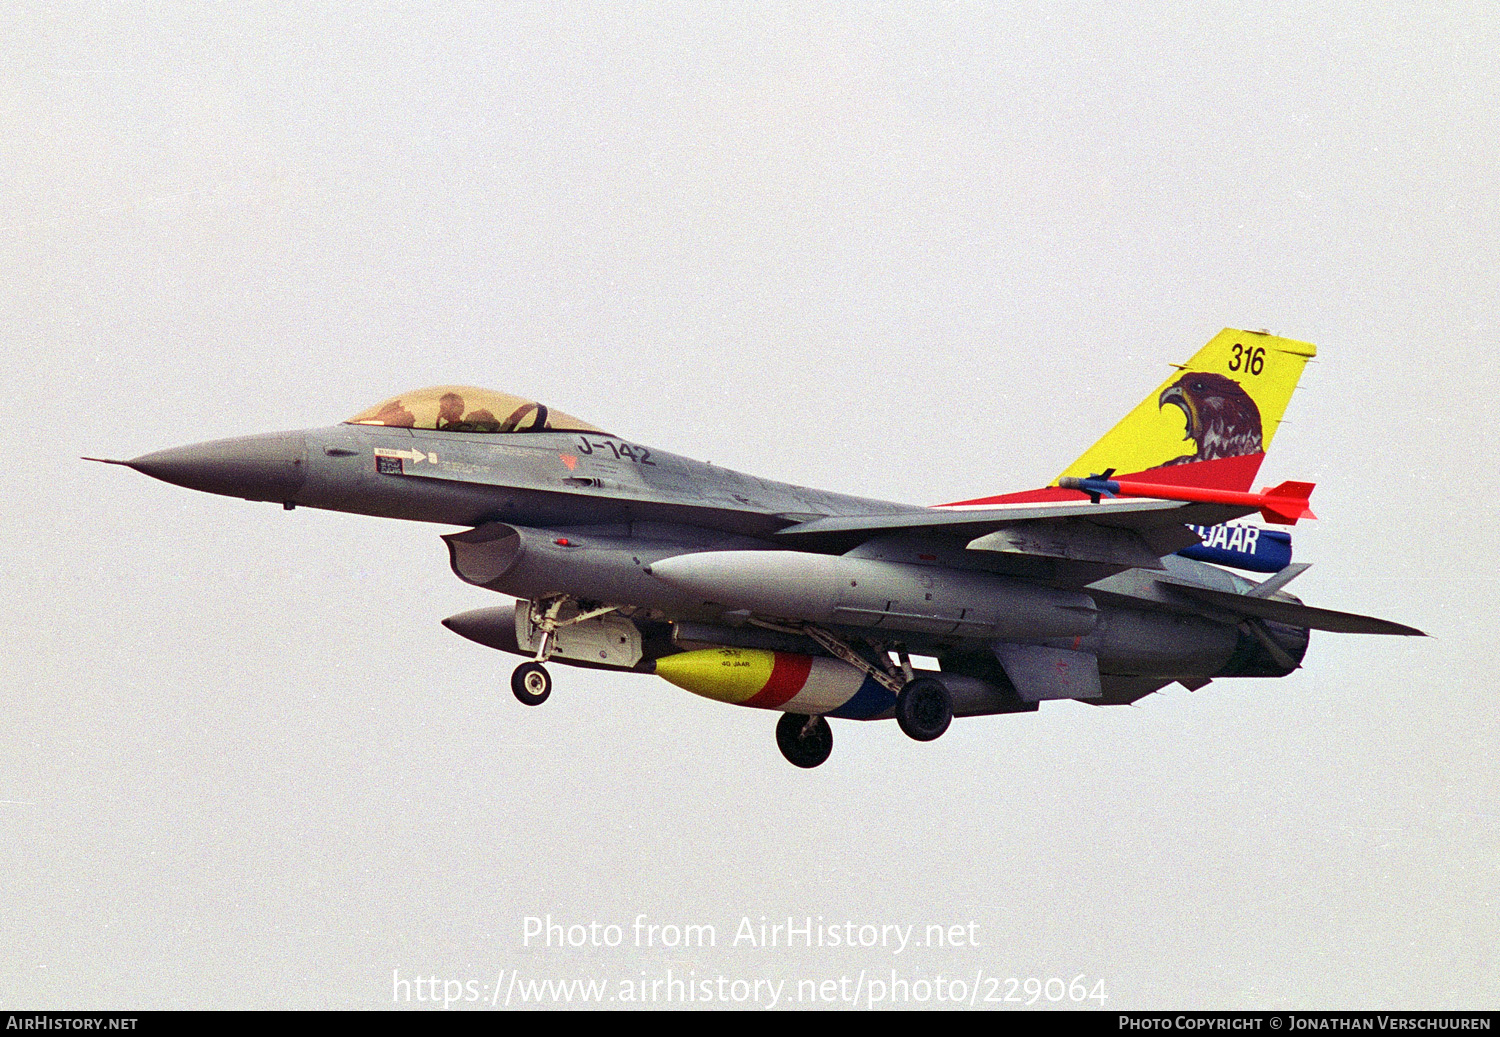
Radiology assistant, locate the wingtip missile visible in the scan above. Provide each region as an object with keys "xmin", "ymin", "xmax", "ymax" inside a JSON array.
[
  {"xmin": 1257, "ymin": 480, "xmax": 1316, "ymax": 524},
  {"xmin": 1057, "ymin": 474, "xmax": 1316, "ymax": 525},
  {"xmin": 1058, "ymin": 474, "xmax": 1118, "ymax": 503}
]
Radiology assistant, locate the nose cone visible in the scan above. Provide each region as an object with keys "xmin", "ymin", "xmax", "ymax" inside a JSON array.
[
  {"xmin": 441, "ymin": 605, "xmax": 522, "ymax": 654},
  {"xmin": 127, "ymin": 431, "xmax": 308, "ymax": 502}
]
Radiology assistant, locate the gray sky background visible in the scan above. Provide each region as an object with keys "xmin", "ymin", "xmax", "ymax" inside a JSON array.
[{"xmin": 2, "ymin": 3, "xmax": 1496, "ymax": 1010}]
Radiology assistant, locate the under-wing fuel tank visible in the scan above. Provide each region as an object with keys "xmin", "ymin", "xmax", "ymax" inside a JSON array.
[
  {"xmin": 653, "ymin": 648, "xmax": 1031, "ymax": 720},
  {"xmin": 646, "ymin": 550, "xmax": 1098, "ymax": 640}
]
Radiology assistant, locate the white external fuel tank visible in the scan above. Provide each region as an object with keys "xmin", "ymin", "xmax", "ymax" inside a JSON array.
[{"xmin": 648, "ymin": 550, "xmax": 1097, "ymax": 640}]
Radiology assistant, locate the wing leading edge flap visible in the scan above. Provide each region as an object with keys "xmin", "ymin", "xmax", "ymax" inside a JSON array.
[{"xmin": 1159, "ymin": 580, "xmax": 1426, "ymax": 636}]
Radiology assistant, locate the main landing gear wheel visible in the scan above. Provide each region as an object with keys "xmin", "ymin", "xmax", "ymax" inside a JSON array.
[
  {"xmin": 896, "ymin": 676, "xmax": 952, "ymax": 742},
  {"xmin": 776, "ymin": 712, "xmax": 833, "ymax": 769},
  {"xmin": 511, "ymin": 661, "xmax": 552, "ymax": 706}
]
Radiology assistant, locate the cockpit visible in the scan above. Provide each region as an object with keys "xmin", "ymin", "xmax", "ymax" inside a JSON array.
[{"xmin": 345, "ymin": 386, "xmax": 607, "ymax": 434}]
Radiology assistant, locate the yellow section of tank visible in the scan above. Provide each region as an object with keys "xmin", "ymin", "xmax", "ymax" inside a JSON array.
[{"xmin": 654, "ymin": 648, "xmax": 775, "ymax": 704}]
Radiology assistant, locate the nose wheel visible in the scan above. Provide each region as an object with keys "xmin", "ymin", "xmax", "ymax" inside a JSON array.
[{"xmin": 511, "ymin": 661, "xmax": 552, "ymax": 706}]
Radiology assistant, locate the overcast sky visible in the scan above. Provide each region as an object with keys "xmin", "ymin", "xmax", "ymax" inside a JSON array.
[{"xmin": 2, "ymin": 3, "xmax": 1496, "ymax": 1010}]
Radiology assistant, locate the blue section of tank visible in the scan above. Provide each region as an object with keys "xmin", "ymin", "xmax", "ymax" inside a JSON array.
[
  {"xmin": 826, "ymin": 675, "xmax": 897, "ymax": 720},
  {"xmin": 1177, "ymin": 524, "xmax": 1292, "ymax": 573}
]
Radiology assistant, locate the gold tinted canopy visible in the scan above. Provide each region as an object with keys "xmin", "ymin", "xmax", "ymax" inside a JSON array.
[{"xmin": 346, "ymin": 386, "xmax": 606, "ymax": 434}]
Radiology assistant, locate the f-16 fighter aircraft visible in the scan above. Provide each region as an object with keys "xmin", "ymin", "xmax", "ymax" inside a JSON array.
[{"xmin": 92, "ymin": 329, "xmax": 1423, "ymax": 767}]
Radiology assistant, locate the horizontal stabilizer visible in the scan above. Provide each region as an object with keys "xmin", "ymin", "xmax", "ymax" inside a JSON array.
[{"xmin": 1161, "ymin": 582, "xmax": 1425, "ymax": 636}]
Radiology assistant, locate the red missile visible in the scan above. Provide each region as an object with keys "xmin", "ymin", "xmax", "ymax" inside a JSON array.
[{"xmin": 1057, "ymin": 476, "xmax": 1316, "ymax": 525}]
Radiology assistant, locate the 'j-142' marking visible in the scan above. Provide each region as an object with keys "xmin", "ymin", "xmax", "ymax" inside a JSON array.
[{"xmin": 576, "ymin": 437, "xmax": 656, "ymax": 465}]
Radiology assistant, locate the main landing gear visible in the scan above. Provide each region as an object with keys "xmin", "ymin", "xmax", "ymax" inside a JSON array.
[
  {"xmin": 895, "ymin": 676, "xmax": 953, "ymax": 742},
  {"xmin": 776, "ymin": 712, "xmax": 833, "ymax": 769},
  {"xmin": 769, "ymin": 629, "xmax": 957, "ymax": 767}
]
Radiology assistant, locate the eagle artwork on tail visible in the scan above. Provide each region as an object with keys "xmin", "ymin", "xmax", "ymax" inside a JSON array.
[{"xmin": 1155, "ymin": 372, "xmax": 1263, "ymax": 468}]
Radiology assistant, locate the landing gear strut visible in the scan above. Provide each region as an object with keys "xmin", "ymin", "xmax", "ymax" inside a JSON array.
[
  {"xmin": 776, "ymin": 712, "xmax": 833, "ymax": 769},
  {"xmin": 509, "ymin": 596, "xmax": 625, "ymax": 706},
  {"xmin": 511, "ymin": 661, "xmax": 552, "ymax": 705}
]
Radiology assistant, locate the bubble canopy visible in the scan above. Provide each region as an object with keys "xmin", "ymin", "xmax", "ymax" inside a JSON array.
[{"xmin": 345, "ymin": 386, "xmax": 607, "ymax": 434}]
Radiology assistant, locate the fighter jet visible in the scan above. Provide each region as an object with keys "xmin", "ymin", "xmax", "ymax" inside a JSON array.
[{"xmin": 92, "ymin": 329, "xmax": 1422, "ymax": 767}]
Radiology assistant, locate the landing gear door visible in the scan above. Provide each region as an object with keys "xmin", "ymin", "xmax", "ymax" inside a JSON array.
[
  {"xmin": 992, "ymin": 644, "xmax": 1102, "ymax": 701},
  {"xmin": 515, "ymin": 601, "xmax": 644, "ymax": 669}
]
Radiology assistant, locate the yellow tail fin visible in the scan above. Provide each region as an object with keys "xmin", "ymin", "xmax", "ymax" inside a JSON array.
[{"xmin": 1057, "ymin": 328, "xmax": 1316, "ymax": 491}]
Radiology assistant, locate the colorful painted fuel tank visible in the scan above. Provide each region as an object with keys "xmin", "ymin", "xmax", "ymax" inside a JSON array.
[
  {"xmin": 654, "ymin": 648, "xmax": 1043, "ymax": 719},
  {"xmin": 1176, "ymin": 524, "xmax": 1292, "ymax": 573},
  {"xmin": 653, "ymin": 648, "xmax": 895, "ymax": 719}
]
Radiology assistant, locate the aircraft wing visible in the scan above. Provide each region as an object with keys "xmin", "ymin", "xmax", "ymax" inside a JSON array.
[
  {"xmin": 776, "ymin": 497, "xmax": 1254, "ymax": 540},
  {"xmin": 775, "ymin": 498, "xmax": 1256, "ymax": 574}
]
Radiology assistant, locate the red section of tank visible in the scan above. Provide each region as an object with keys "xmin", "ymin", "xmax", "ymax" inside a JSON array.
[{"xmin": 743, "ymin": 652, "xmax": 814, "ymax": 710}]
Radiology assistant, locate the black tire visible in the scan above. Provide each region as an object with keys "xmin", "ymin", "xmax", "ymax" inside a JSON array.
[
  {"xmin": 511, "ymin": 661, "xmax": 552, "ymax": 706},
  {"xmin": 895, "ymin": 676, "xmax": 952, "ymax": 741},
  {"xmin": 776, "ymin": 712, "xmax": 833, "ymax": 769}
]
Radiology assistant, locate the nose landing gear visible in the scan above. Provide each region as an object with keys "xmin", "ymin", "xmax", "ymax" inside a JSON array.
[
  {"xmin": 511, "ymin": 661, "xmax": 552, "ymax": 706},
  {"xmin": 507, "ymin": 596, "xmax": 627, "ymax": 706}
]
